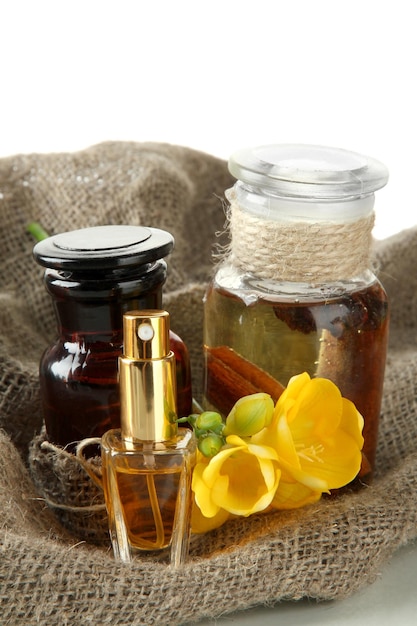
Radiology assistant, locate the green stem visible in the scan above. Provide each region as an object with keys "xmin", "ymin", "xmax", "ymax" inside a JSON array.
[{"xmin": 26, "ymin": 221, "xmax": 49, "ymax": 242}]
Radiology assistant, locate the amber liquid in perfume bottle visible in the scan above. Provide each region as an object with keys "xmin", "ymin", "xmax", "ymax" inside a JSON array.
[
  {"xmin": 204, "ymin": 276, "xmax": 389, "ymax": 474},
  {"xmin": 117, "ymin": 467, "xmax": 180, "ymax": 549},
  {"xmin": 101, "ymin": 430, "xmax": 195, "ymax": 559}
]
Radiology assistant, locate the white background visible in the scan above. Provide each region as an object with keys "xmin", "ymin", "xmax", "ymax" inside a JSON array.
[{"xmin": 0, "ymin": 0, "xmax": 415, "ymax": 239}]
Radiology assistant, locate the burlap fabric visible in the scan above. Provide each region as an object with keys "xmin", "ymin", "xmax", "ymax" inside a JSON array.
[{"xmin": 0, "ymin": 142, "xmax": 416, "ymax": 625}]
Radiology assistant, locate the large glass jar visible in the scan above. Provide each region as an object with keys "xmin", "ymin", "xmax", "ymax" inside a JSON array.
[
  {"xmin": 203, "ymin": 145, "xmax": 390, "ymax": 479},
  {"xmin": 33, "ymin": 225, "xmax": 192, "ymax": 449}
]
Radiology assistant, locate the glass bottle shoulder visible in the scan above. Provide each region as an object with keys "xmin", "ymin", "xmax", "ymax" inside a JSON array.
[
  {"xmin": 208, "ymin": 262, "xmax": 386, "ymax": 305},
  {"xmin": 101, "ymin": 428, "xmax": 196, "ymax": 456}
]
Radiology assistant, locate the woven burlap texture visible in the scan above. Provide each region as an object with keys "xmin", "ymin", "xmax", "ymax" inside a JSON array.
[{"xmin": 0, "ymin": 142, "xmax": 416, "ymax": 626}]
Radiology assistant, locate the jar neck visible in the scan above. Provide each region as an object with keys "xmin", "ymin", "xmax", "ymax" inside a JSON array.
[
  {"xmin": 226, "ymin": 184, "xmax": 376, "ymax": 283},
  {"xmin": 45, "ymin": 262, "xmax": 166, "ymax": 334},
  {"xmin": 228, "ymin": 182, "xmax": 375, "ymax": 223}
]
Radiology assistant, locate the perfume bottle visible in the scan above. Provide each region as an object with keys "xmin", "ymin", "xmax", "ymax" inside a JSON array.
[
  {"xmin": 203, "ymin": 145, "xmax": 390, "ymax": 481},
  {"xmin": 100, "ymin": 310, "xmax": 196, "ymax": 566},
  {"xmin": 33, "ymin": 225, "xmax": 193, "ymax": 449}
]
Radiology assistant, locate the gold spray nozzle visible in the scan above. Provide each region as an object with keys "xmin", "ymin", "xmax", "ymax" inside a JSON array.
[{"xmin": 123, "ymin": 310, "xmax": 171, "ymax": 360}]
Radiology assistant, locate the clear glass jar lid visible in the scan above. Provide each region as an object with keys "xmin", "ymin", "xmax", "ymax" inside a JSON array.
[{"xmin": 228, "ymin": 144, "xmax": 389, "ymax": 200}]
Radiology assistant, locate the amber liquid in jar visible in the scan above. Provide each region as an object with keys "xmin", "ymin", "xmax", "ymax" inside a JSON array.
[
  {"xmin": 203, "ymin": 269, "xmax": 389, "ymax": 475},
  {"xmin": 40, "ymin": 330, "xmax": 123, "ymax": 445},
  {"xmin": 39, "ymin": 266, "xmax": 192, "ymax": 449}
]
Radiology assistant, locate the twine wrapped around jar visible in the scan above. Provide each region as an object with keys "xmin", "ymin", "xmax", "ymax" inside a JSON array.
[
  {"xmin": 228, "ymin": 192, "xmax": 376, "ymax": 283},
  {"xmin": 29, "ymin": 429, "xmax": 110, "ymax": 545}
]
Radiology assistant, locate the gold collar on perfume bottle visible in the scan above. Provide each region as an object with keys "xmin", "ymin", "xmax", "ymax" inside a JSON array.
[{"xmin": 119, "ymin": 310, "xmax": 178, "ymax": 442}]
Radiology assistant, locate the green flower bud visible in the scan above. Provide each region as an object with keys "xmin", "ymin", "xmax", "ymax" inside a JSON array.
[
  {"xmin": 224, "ymin": 393, "xmax": 274, "ymax": 437},
  {"xmin": 198, "ymin": 433, "xmax": 224, "ymax": 458},
  {"xmin": 195, "ymin": 411, "xmax": 224, "ymax": 433}
]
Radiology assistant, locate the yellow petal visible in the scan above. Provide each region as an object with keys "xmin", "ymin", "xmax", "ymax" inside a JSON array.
[
  {"xmin": 274, "ymin": 372, "xmax": 310, "ymax": 416},
  {"xmin": 284, "ymin": 372, "xmax": 311, "ymax": 400},
  {"xmin": 256, "ymin": 455, "xmax": 280, "ymax": 492},
  {"xmin": 279, "ymin": 456, "xmax": 329, "ymax": 491},
  {"xmin": 191, "ymin": 497, "xmax": 231, "ymax": 533},
  {"xmin": 275, "ymin": 413, "xmax": 300, "ymax": 469},
  {"xmin": 225, "ymin": 434, "xmax": 248, "ymax": 448},
  {"xmin": 289, "ymin": 377, "xmax": 343, "ymax": 439},
  {"xmin": 300, "ymin": 430, "xmax": 363, "ymax": 489},
  {"xmin": 271, "ymin": 480, "xmax": 322, "ymax": 510},
  {"xmin": 211, "ymin": 473, "xmax": 231, "ymax": 506},
  {"xmin": 245, "ymin": 442, "xmax": 279, "ymax": 461},
  {"xmin": 211, "ymin": 449, "xmax": 281, "ymax": 516},
  {"xmin": 192, "ymin": 461, "xmax": 221, "ymax": 518},
  {"xmin": 202, "ymin": 444, "xmax": 244, "ymax": 488},
  {"xmin": 340, "ymin": 397, "xmax": 365, "ymax": 449},
  {"xmin": 284, "ymin": 425, "xmax": 363, "ymax": 491}
]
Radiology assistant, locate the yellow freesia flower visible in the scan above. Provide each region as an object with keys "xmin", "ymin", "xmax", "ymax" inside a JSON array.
[
  {"xmin": 252, "ymin": 372, "xmax": 364, "ymax": 507},
  {"xmin": 190, "ymin": 373, "xmax": 364, "ymax": 532},
  {"xmin": 191, "ymin": 435, "xmax": 281, "ymax": 527}
]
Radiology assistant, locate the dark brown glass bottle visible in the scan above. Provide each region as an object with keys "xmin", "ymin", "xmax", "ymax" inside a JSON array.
[{"xmin": 33, "ymin": 225, "xmax": 192, "ymax": 449}]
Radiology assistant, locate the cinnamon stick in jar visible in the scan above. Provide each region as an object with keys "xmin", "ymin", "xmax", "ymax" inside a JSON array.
[{"xmin": 204, "ymin": 345, "xmax": 285, "ymax": 416}]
